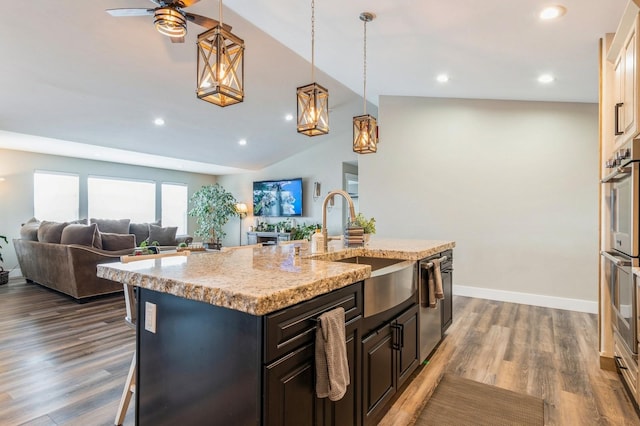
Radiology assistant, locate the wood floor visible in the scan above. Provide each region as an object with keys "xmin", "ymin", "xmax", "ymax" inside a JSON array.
[{"xmin": 0, "ymin": 278, "xmax": 638, "ymax": 425}]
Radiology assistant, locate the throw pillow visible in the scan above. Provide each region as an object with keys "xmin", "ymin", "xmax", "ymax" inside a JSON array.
[
  {"xmin": 69, "ymin": 218, "xmax": 88, "ymax": 225},
  {"xmin": 61, "ymin": 223, "xmax": 100, "ymax": 247},
  {"xmin": 90, "ymin": 218, "xmax": 130, "ymax": 234},
  {"xmin": 19, "ymin": 217, "xmax": 41, "ymax": 241},
  {"xmin": 129, "ymin": 220, "xmax": 161, "ymax": 246},
  {"xmin": 37, "ymin": 221, "xmax": 69, "ymax": 244},
  {"xmin": 101, "ymin": 233, "xmax": 136, "ymax": 251},
  {"xmin": 148, "ymin": 224, "xmax": 178, "ymax": 246}
]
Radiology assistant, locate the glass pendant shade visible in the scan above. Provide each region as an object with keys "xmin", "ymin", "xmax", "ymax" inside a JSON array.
[
  {"xmin": 154, "ymin": 7, "xmax": 187, "ymax": 38},
  {"xmin": 353, "ymin": 114, "xmax": 378, "ymax": 154},
  {"xmin": 296, "ymin": 83, "xmax": 329, "ymax": 136},
  {"xmin": 196, "ymin": 25, "xmax": 245, "ymax": 107}
]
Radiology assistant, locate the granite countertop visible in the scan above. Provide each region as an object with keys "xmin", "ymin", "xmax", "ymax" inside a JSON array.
[{"xmin": 97, "ymin": 238, "xmax": 455, "ymax": 316}]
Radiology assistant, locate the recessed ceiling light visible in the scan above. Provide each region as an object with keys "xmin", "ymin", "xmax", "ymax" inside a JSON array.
[
  {"xmin": 154, "ymin": 118, "xmax": 165, "ymax": 126},
  {"xmin": 538, "ymin": 74, "xmax": 554, "ymax": 83},
  {"xmin": 238, "ymin": 139, "xmax": 247, "ymax": 146},
  {"xmin": 285, "ymin": 114, "xmax": 294, "ymax": 121},
  {"xmin": 436, "ymin": 74, "xmax": 449, "ymax": 83},
  {"xmin": 540, "ymin": 5, "xmax": 566, "ymax": 20}
]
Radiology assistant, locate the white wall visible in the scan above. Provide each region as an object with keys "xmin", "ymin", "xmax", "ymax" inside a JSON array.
[
  {"xmin": 358, "ymin": 96, "xmax": 599, "ymax": 306},
  {"xmin": 0, "ymin": 148, "xmax": 216, "ymax": 276},
  {"xmin": 217, "ymin": 132, "xmax": 360, "ymax": 246}
]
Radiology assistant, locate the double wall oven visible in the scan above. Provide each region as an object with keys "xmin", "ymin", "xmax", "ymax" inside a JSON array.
[{"xmin": 601, "ymin": 139, "xmax": 640, "ymax": 390}]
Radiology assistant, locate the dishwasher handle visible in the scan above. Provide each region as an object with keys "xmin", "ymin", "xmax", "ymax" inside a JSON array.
[
  {"xmin": 421, "ymin": 255, "xmax": 448, "ymax": 270},
  {"xmin": 600, "ymin": 250, "xmax": 632, "ymax": 267}
]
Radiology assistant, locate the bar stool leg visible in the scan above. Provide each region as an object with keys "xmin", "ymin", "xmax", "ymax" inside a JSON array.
[{"xmin": 115, "ymin": 351, "xmax": 136, "ymax": 426}]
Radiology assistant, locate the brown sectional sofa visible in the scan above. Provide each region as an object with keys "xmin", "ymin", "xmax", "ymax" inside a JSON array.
[{"xmin": 13, "ymin": 218, "xmax": 193, "ymax": 301}]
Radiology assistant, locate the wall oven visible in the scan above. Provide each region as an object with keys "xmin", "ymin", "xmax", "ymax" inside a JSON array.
[{"xmin": 601, "ymin": 139, "xmax": 640, "ymax": 388}]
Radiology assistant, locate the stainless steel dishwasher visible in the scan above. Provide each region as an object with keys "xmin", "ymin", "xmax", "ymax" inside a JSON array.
[{"xmin": 418, "ymin": 252, "xmax": 452, "ymax": 362}]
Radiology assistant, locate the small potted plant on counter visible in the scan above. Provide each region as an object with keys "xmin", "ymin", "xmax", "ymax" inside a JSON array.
[
  {"xmin": 354, "ymin": 213, "xmax": 376, "ymax": 244},
  {"xmin": 0, "ymin": 234, "xmax": 9, "ymax": 285}
]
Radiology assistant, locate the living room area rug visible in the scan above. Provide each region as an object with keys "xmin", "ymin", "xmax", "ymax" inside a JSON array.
[{"xmin": 415, "ymin": 374, "xmax": 545, "ymax": 426}]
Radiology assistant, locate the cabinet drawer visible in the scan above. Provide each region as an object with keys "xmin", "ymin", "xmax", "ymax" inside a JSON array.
[{"xmin": 264, "ymin": 282, "xmax": 363, "ymax": 364}]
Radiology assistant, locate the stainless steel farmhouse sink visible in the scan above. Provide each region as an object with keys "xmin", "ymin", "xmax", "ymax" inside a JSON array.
[{"xmin": 334, "ymin": 256, "xmax": 416, "ymax": 317}]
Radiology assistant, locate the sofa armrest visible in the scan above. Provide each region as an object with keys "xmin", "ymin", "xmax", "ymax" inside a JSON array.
[{"xmin": 175, "ymin": 235, "xmax": 193, "ymax": 245}]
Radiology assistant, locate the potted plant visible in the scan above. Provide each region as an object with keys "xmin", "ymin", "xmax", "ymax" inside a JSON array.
[
  {"xmin": 354, "ymin": 213, "xmax": 376, "ymax": 244},
  {"xmin": 189, "ymin": 184, "xmax": 239, "ymax": 250},
  {"xmin": 0, "ymin": 235, "xmax": 8, "ymax": 285}
]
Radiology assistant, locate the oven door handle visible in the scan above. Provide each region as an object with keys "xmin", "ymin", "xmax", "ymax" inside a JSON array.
[
  {"xmin": 601, "ymin": 166, "xmax": 632, "ymax": 183},
  {"xmin": 600, "ymin": 250, "xmax": 632, "ymax": 267}
]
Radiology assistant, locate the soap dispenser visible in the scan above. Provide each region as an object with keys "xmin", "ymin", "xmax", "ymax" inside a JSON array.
[{"xmin": 311, "ymin": 229, "xmax": 325, "ymax": 254}]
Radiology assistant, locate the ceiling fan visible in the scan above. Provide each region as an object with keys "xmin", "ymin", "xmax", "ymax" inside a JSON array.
[{"xmin": 106, "ymin": 0, "xmax": 231, "ymax": 43}]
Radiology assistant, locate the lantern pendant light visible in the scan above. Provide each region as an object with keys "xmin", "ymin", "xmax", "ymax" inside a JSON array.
[
  {"xmin": 353, "ymin": 12, "xmax": 378, "ymax": 154},
  {"xmin": 196, "ymin": 0, "xmax": 245, "ymax": 107},
  {"xmin": 297, "ymin": 0, "xmax": 329, "ymax": 136}
]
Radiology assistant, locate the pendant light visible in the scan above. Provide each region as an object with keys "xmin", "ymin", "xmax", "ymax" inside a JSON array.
[
  {"xmin": 297, "ymin": 0, "xmax": 329, "ymax": 136},
  {"xmin": 353, "ymin": 12, "xmax": 378, "ymax": 154},
  {"xmin": 196, "ymin": 0, "xmax": 244, "ymax": 107}
]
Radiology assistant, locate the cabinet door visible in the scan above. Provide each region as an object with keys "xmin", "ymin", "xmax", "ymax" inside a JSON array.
[
  {"xmin": 321, "ymin": 318, "xmax": 362, "ymax": 426},
  {"xmin": 362, "ymin": 324, "xmax": 395, "ymax": 425},
  {"xmin": 247, "ymin": 233, "xmax": 258, "ymax": 245},
  {"xmin": 441, "ymin": 269, "xmax": 453, "ymax": 333},
  {"xmin": 396, "ymin": 304, "xmax": 420, "ymax": 390},
  {"xmin": 264, "ymin": 343, "xmax": 321, "ymax": 426},
  {"xmin": 624, "ymin": 25, "xmax": 637, "ymax": 138}
]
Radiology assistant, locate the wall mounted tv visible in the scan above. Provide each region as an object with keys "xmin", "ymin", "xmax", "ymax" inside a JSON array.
[{"xmin": 253, "ymin": 178, "xmax": 303, "ymax": 217}]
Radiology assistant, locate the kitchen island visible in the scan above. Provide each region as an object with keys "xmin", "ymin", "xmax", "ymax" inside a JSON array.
[{"xmin": 97, "ymin": 238, "xmax": 455, "ymax": 426}]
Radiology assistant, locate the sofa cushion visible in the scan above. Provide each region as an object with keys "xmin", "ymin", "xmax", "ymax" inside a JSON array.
[
  {"xmin": 61, "ymin": 223, "xmax": 101, "ymax": 247},
  {"xmin": 129, "ymin": 220, "xmax": 161, "ymax": 246},
  {"xmin": 37, "ymin": 221, "xmax": 69, "ymax": 244},
  {"xmin": 70, "ymin": 218, "xmax": 88, "ymax": 225},
  {"xmin": 101, "ymin": 233, "xmax": 136, "ymax": 251},
  {"xmin": 20, "ymin": 217, "xmax": 41, "ymax": 241},
  {"xmin": 90, "ymin": 218, "xmax": 130, "ymax": 234},
  {"xmin": 148, "ymin": 224, "xmax": 178, "ymax": 246}
]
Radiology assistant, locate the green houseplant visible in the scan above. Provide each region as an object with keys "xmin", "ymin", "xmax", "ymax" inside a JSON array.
[
  {"xmin": 188, "ymin": 184, "xmax": 239, "ymax": 249},
  {"xmin": 354, "ymin": 213, "xmax": 376, "ymax": 234},
  {"xmin": 0, "ymin": 234, "xmax": 9, "ymax": 285}
]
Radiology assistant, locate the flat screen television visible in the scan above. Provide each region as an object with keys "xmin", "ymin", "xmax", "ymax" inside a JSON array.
[{"xmin": 253, "ymin": 178, "xmax": 303, "ymax": 217}]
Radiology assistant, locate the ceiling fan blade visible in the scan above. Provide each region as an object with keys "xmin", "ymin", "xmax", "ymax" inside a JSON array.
[
  {"xmin": 148, "ymin": 0, "xmax": 162, "ymax": 5},
  {"xmin": 187, "ymin": 13, "xmax": 232, "ymax": 31},
  {"xmin": 107, "ymin": 8, "xmax": 154, "ymax": 17},
  {"xmin": 170, "ymin": 36, "xmax": 185, "ymax": 43}
]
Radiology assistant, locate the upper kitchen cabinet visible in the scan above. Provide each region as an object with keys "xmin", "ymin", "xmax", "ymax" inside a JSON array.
[{"xmin": 609, "ymin": 5, "xmax": 640, "ymax": 148}]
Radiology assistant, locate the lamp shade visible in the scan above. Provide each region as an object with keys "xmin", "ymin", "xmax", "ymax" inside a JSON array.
[
  {"xmin": 353, "ymin": 114, "xmax": 378, "ymax": 154},
  {"xmin": 235, "ymin": 203, "xmax": 248, "ymax": 215},
  {"xmin": 197, "ymin": 25, "xmax": 245, "ymax": 107},
  {"xmin": 296, "ymin": 83, "xmax": 329, "ymax": 136}
]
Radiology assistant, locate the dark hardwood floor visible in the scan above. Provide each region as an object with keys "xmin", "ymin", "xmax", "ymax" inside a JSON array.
[{"xmin": 1, "ymin": 278, "xmax": 638, "ymax": 425}]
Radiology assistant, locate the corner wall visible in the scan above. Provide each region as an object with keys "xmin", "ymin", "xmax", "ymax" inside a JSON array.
[{"xmin": 358, "ymin": 96, "xmax": 599, "ymax": 309}]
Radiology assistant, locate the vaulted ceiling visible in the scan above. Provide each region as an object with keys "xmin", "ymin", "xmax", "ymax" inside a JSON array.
[{"xmin": 0, "ymin": 0, "xmax": 626, "ymax": 173}]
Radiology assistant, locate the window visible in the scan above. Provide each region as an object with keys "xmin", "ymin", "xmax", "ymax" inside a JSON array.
[
  {"xmin": 88, "ymin": 176, "xmax": 156, "ymax": 223},
  {"xmin": 34, "ymin": 171, "xmax": 79, "ymax": 221},
  {"xmin": 162, "ymin": 183, "xmax": 188, "ymax": 234}
]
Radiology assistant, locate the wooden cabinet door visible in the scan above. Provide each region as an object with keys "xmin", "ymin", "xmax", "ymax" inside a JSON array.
[
  {"xmin": 396, "ymin": 304, "xmax": 420, "ymax": 390},
  {"xmin": 321, "ymin": 318, "xmax": 362, "ymax": 426},
  {"xmin": 264, "ymin": 343, "xmax": 321, "ymax": 426},
  {"xmin": 614, "ymin": 53, "xmax": 624, "ymax": 140},
  {"xmin": 361, "ymin": 324, "xmax": 395, "ymax": 425},
  {"xmin": 624, "ymin": 24, "xmax": 637, "ymax": 138}
]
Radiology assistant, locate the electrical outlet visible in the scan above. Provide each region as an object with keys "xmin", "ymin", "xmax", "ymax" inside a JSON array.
[{"xmin": 145, "ymin": 302, "xmax": 157, "ymax": 333}]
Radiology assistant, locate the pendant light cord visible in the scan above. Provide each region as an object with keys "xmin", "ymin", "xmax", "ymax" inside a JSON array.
[
  {"xmin": 363, "ymin": 18, "xmax": 367, "ymax": 114},
  {"xmin": 311, "ymin": 0, "xmax": 315, "ymax": 82},
  {"xmin": 219, "ymin": 0, "xmax": 223, "ymax": 25}
]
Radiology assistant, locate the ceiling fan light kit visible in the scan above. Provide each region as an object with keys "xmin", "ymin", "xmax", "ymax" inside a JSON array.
[
  {"xmin": 353, "ymin": 12, "xmax": 378, "ymax": 154},
  {"xmin": 154, "ymin": 7, "xmax": 187, "ymax": 38},
  {"xmin": 297, "ymin": 0, "xmax": 330, "ymax": 136},
  {"xmin": 196, "ymin": 0, "xmax": 245, "ymax": 107}
]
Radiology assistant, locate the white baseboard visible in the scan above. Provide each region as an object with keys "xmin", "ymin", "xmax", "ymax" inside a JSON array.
[{"xmin": 453, "ymin": 285, "xmax": 598, "ymax": 314}]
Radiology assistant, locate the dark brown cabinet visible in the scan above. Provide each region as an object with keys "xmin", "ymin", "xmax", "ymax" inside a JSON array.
[{"xmin": 362, "ymin": 304, "xmax": 420, "ymax": 426}]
